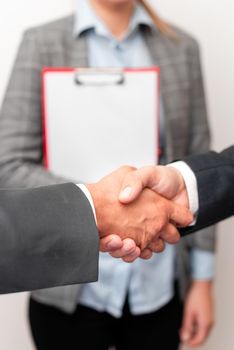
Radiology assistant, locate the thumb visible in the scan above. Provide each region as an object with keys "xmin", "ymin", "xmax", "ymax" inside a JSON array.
[
  {"xmin": 119, "ymin": 166, "xmax": 159, "ymax": 203},
  {"xmin": 118, "ymin": 171, "xmax": 143, "ymax": 204}
]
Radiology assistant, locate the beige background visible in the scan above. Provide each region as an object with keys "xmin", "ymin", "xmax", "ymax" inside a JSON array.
[{"xmin": 0, "ymin": 0, "xmax": 233, "ymax": 349}]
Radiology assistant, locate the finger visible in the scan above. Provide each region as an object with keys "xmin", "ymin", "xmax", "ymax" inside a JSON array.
[
  {"xmin": 148, "ymin": 237, "xmax": 165, "ymax": 253},
  {"xmin": 180, "ymin": 309, "xmax": 195, "ymax": 345},
  {"xmin": 186, "ymin": 322, "xmax": 211, "ymax": 347},
  {"xmin": 140, "ymin": 248, "xmax": 153, "ymax": 260},
  {"xmin": 160, "ymin": 223, "xmax": 181, "ymax": 244},
  {"xmin": 100, "ymin": 234, "xmax": 123, "ymax": 252},
  {"xmin": 109, "ymin": 238, "xmax": 138, "ymax": 258},
  {"xmin": 122, "ymin": 238, "xmax": 137, "ymax": 254},
  {"xmin": 170, "ymin": 203, "xmax": 194, "ymax": 227},
  {"xmin": 122, "ymin": 246, "xmax": 141, "ymax": 263}
]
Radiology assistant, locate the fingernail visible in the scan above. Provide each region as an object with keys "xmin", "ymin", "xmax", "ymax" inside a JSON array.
[
  {"xmin": 107, "ymin": 239, "xmax": 118, "ymax": 250},
  {"xmin": 123, "ymin": 242, "xmax": 134, "ymax": 252},
  {"xmin": 120, "ymin": 186, "xmax": 132, "ymax": 199}
]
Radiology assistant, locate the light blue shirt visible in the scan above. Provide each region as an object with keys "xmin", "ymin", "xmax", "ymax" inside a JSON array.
[{"xmin": 75, "ymin": 0, "xmax": 215, "ymax": 318}]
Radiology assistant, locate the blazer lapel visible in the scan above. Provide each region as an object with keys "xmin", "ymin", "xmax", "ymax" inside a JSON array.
[
  {"xmin": 52, "ymin": 15, "xmax": 89, "ymax": 67},
  {"xmin": 143, "ymin": 28, "xmax": 189, "ymax": 162}
]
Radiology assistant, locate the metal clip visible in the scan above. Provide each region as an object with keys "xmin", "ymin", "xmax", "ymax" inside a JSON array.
[{"xmin": 74, "ymin": 68, "xmax": 125, "ymax": 86}]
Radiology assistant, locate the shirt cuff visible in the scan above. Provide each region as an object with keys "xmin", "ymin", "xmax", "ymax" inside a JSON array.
[
  {"xmin": 190, "ymin": 249, "xmax": 215, "ymax": 280},
  {"xmin": 168, "ymin": 161, "xmax": 199, "ymax": 216},
  {"xmin": 76, "ymin": 184, "xmax": 97, "ymax": 224}
]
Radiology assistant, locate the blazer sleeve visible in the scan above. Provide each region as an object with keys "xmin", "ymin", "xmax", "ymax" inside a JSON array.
[
  {"xmin": 0, "ymin": 29, "xmax": 66, "ymax": 188},
  {"xmin": 0, "ymin": 183, "xmax": 99, "ymax": 294},
  {"xmin": 180, "ymin": 146, "xmax": 234, "ymax": 235},
  {"xmin": 180, "ymin": 37, "xmax": 216, "ymax": 253}
]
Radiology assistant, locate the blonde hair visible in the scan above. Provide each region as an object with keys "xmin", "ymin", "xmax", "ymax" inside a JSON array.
[{"xmin": 138, "ymin": 0, "xmax": 177, "ymax": 39}]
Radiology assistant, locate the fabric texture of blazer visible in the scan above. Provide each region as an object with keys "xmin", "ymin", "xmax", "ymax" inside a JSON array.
[
  {"xmin": 181, "ymin": 146, "xmax": 234, "ymax": 235},
  {"xmin": 0, "ymin": 183, "xmax": 99, "ymax": 294},
  {"xmin": 0, "ymin": 15, "xmax": 215, "ymax": 311}
]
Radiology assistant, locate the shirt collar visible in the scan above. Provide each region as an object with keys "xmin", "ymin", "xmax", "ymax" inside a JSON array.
[{"xmin": 74, "ymin": 0, "xmax": 155, "ymax": 39}]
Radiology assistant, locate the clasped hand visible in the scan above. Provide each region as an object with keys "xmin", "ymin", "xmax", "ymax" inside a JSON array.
[{"xmin": 87, "ymin": 165, "xmax": 193, "ymax": 262}]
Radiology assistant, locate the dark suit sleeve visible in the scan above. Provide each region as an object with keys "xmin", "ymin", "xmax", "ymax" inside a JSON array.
[
  {"xmin": 0, "ymin": 183, "xmax": 99, "ymax": 294},
  {"xmin": 180, "ymin": 146, "xmax": 234, "ymax": 235}
]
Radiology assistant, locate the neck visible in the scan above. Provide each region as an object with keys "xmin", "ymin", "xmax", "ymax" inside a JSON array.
[{"xmin": 90, "ymin": 0, "xmax": 135, "ymax": 39}]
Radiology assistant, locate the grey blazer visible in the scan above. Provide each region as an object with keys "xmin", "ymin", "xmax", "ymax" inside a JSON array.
[
  {"xmin": 0, "ymin": 183, "xmax": 99, "ymax": 294},
  {"xmin": 181, "ymin": 146, "xmax": 234, "ymax": 234},
  {"xmin": 0, "ymin": 15, "xmax": 215, "ymax": 312}
]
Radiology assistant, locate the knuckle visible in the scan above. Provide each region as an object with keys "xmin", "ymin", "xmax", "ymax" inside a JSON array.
[
  {"xmin": 153, "ymin": 220, "xmax": 164, "ymax": 233},
  {"xmin": 120, "ymin": 165, "xmax": 136, "ymax": 172}
]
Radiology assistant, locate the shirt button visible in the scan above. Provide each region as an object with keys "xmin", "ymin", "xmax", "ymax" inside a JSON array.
[{"xmin": 116, "ymin": 42, "xmax": 124, "ymax": 50}]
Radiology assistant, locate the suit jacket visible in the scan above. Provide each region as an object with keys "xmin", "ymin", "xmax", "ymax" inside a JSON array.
[
  {"xmin": 0, "ymin": 15, "xmax": 215, "ymax": 311},
  {"xmin": 181, "ymin": 146, "xmax": 234, "ymax": 235},
  {"xmin": 0, "ymin": 183, "xmax": 99, "ymax": 294}
]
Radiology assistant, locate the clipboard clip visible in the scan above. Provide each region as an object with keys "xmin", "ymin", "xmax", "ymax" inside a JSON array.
[{"xmin": 74, "ymin": 68, "xmax": 125, "ymax": 86}]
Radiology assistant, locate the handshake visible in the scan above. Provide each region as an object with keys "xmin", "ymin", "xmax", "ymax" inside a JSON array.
[{"xmin": 87, "ymin": 165, "xmax": 194, "ymax": 262}]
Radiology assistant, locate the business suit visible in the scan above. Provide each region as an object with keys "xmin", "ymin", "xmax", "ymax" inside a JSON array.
[
  {"xmin": 181, "ymin": 146, "xmax": 234, "ymax": 234},
  {"xmin": 0, "ymin": 183, "xmax": 99, "ymax": 294},
  {"xmin": 0, "ymin": 14, "xmax": 215, "ymax": 314}
]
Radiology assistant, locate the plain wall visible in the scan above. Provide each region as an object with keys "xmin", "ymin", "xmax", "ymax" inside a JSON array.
[
  {"xmin": 0, "ymin": 0, "xmax": 234, "ymax": 349},
  {"xmin": 0, "ymin": 2, "xmax": 75, "ymax": 349}
]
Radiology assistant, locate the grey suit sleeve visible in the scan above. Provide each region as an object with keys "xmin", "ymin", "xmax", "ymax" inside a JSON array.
[
  {"xmin": 0, "ymin": 183, "xmax": 99, "ymax": 294},
  {"xmin": 180, "ymin": 146, "xmax": 234, "ymax": 235},
  {"xmin": 0, "ymin": 29, "xmax": 66, "ymax": 188}
]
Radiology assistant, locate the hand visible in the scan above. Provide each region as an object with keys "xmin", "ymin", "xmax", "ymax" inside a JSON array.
[
  {"xmin": 87, "ymin": 166, "xmax": 193, "ymax": 252},
  {"xmin": 118, "ymin": 165, "xmax": 192, "ymax": 248},
  {"xmin": 180, "ymin": 281, "xmax": 214, "ymax": 347},
  {"xmin": 119, "ymin": 165, "xmax": 189, "ymax": 208}
]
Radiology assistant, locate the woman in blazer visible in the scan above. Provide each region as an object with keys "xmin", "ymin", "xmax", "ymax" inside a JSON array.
[{"xmin": 0, "ymin": 0, "xmax": 215, "ymax": 349}]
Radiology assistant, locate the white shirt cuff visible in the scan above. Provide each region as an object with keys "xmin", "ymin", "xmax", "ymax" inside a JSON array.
[
  {"xmin": 168, "ymin": 161, "xmax": 199, "ymax": 218},
  {"xmin": 76, "ymin": 184, "xmax": 97, "ymax": 224}
]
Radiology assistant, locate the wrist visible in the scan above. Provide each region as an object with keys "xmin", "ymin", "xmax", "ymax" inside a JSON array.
[
  {"xmin": 191, "ymin": 280, "xmax": 213, "ymax": 288},
  {"xmin": 169, "ymin": 166, "xmax": 187, "ymax": 194},
  {"xmin": 77, "ymin": 184, "xmax": 97, "ymax": 224},
  {"xmin": 86, "ymin": 182, "xmax": 111, "ymax": 238},
  {"xmin": 86, "ymin": 183, "xmax": 101, "ymax": 229},
  {"xmin": 168, "ymin": 161, "xmax": 198, "ymax": 215}
]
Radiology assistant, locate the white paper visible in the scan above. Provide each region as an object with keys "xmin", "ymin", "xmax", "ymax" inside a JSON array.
[{"xmin": 44, "ymin": 68, "xmax": 159, "ymax": 183}]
